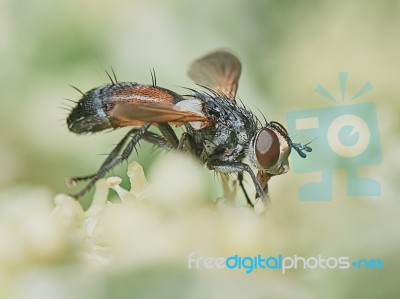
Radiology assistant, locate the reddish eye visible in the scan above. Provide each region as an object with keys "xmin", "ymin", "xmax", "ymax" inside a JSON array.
[{"xmin": 255, "ymin": 128, "xmax": 280, "ymax": 169}]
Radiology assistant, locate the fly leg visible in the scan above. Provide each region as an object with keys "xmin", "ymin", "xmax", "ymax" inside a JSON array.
[
  {"xmin": 67, "ymin": 127, "xmax": 141, "ymax": 184},
  {"xmin": 208, "ymin": 161, "xmax": 270, "ymax": 208},
  {"xmin": 138, "ymin": 131, "xmax": 174, "ymax": 151},
  {"xmin": 238, "ymin": 172, "xmax": 253, "ymax": 207},
  {"xmin": 158, "ymin": 123, "xmax": 179, "ymax": 149},
  {"xmin": 177, "ymin": 132, "xmax": 198, "ymax": 157},
  {"xmin": 122, "ymin": 128, "xmax": 175, "ymax": 151},
  {"xmin": 177, "ymin": 132, "xmax": 189, "ymax": 150},
  {"xmin": 67, "ymin": 123, "xmax": 151, "ymax": 198}
]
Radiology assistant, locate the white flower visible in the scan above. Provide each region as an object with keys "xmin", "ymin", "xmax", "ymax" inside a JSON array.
[{"xmin": 0, "ymin": 188, "xmax": 68, "ymax": 273}]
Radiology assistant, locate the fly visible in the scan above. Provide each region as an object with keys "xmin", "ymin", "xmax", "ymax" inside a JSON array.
[{"xmin": 66, "ymin": 50, "xmax": 312, "ymax": 208}]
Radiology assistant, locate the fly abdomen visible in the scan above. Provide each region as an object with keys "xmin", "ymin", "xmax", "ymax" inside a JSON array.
[
  {"xmin": 67, "ymin": 85, "xmax": 114, "ymax": 134},
  {"xmin": 67, "ymin": 82, "xmax": 184, "ymax": 134}
]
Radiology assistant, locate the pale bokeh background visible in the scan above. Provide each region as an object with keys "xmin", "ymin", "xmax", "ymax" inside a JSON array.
[{"xmin": 0, "ymin": 0, "xmax": 399, "ymax": 298}]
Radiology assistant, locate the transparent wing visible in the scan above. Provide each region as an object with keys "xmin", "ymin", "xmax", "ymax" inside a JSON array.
[{"xmin": 187, "ymin": 50, "xmax": 242, "ymax": 99}]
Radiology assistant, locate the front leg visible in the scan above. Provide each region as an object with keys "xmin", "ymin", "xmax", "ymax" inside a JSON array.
[
  {"xmin": 208, "ymin": 160, "xmax": 270, "ymax": 209},
  {"xmin": 238, "ymin": 172, "xmax": 253, "ymax": 207}
]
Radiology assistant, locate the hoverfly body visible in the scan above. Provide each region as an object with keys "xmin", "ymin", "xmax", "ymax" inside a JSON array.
[{"xmin": 66, "ymin": 50, "xmax": 311, "ymax": 208}]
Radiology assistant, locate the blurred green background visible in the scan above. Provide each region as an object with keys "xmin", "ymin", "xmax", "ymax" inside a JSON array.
[{"xmin": 1, "ymin": 0, "xmax": 400, "ymax": 298}]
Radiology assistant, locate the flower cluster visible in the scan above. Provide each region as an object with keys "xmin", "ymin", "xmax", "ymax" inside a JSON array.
[{"xmin": 0, "ymin": 153, "xmax": 266, "ymax": 298}]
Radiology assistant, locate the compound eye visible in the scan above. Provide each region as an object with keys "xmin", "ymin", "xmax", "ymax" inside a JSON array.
[{"xmin": 255, "ymin": 128, "xmax": 280, "ymax": 169}]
